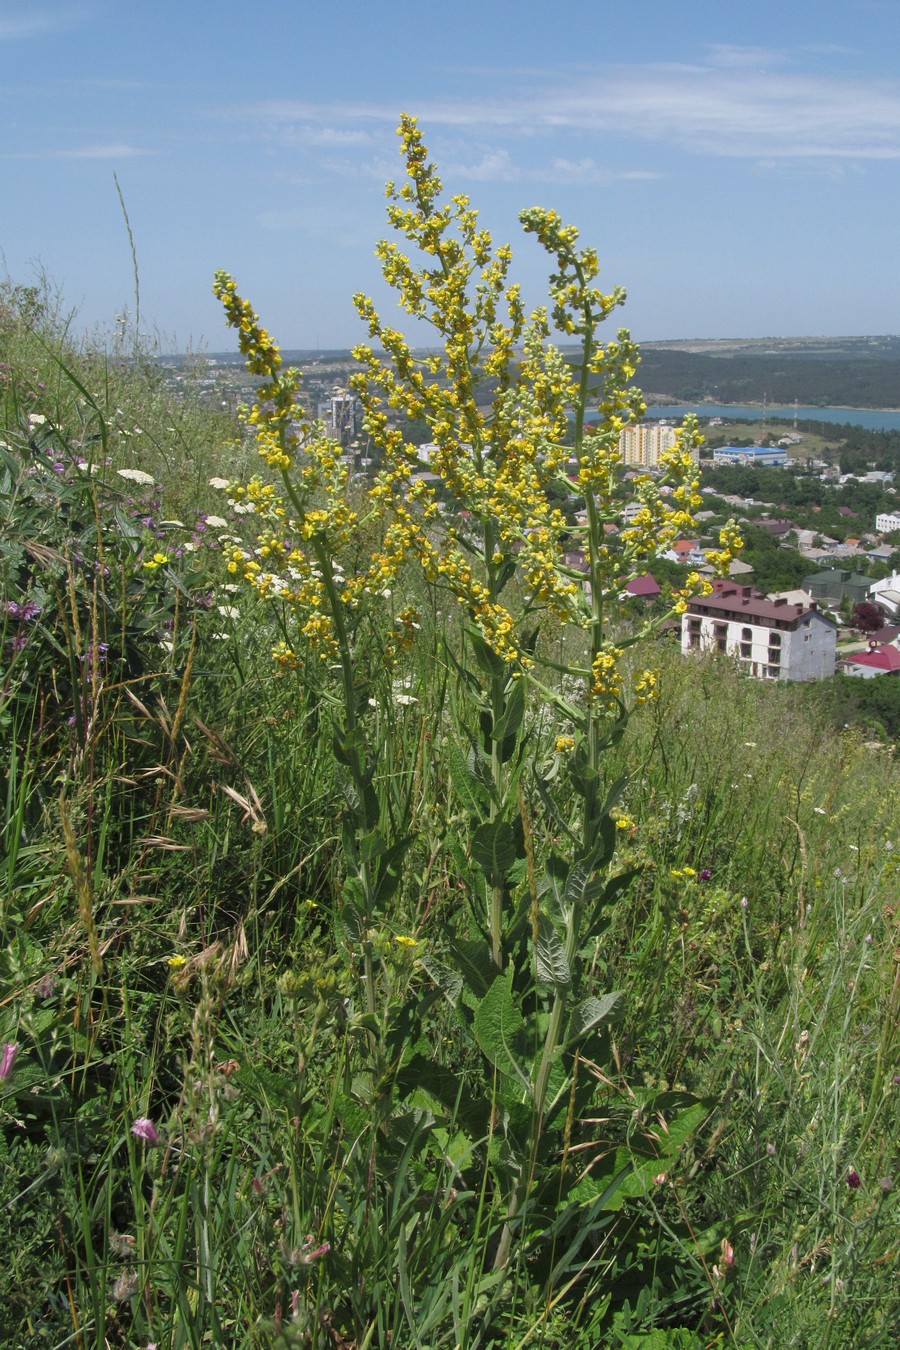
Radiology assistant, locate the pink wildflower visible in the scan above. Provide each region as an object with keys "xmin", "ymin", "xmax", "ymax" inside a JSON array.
[{"xmin": 131, "ymin": 1117, "xmax": 159, "ymax": 1145}]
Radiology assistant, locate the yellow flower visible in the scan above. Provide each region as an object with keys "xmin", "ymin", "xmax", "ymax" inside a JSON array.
[
  {"xmin": 555, "ymin": 734, "xmax": 575, "ymax": 753},
  {"xmin": 167, "ymin": 954, "xmax": 187, "ymax": 968},
  {"xmin": 393, "ymin": 934, "xmax": 419, "ymax": 949},
  {"xmin": 142, "ymin": 552, "xmax": 170, "ymax": 572}
]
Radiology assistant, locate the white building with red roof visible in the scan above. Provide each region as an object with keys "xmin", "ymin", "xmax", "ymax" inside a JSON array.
[
  {"xmin": 681, "ymin": 580, "xmax": 837, "ymax": 681},
  {"xmin": 837, "ymin": 645, "xmax": 900, "ymax": 678}
]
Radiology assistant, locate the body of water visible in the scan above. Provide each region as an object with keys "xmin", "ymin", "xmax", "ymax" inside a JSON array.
[{"xmin": 643, "ymin": 403, "xmax": 900, "ymax": 433}]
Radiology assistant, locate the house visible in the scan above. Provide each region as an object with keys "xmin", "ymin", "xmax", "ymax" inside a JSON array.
[
  {"xmin": 838, "ymin": 645, "xmax": 900, "ymax": 678},
  {"xmin": 803, "ymin": 569, "xmax": 872, "ymax": 608},
  {"xmin": 876, "ymin": 512, "xmax": 900, "ymax": 533},
  {"xmin": 666, "ymin": 538, "xmax": 705, "ymax": 565},
  {"xmin": 698, "ymin": 557, "xmax": 754, "ymax": 578},
  {"xmin": 682, "ymin": 580, "xmax": 837, "ymax": 681},
  {"xmin": 752, "ymin": 518, "xmax": 794, "ymax": 537},
  {"xmin": 624, "ymin": 573, "xmax": 661, "ymax": 600}
]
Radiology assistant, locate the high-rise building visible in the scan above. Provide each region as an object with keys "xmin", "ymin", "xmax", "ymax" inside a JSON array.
[{"xmin": 618, "ymin": 422, "xmax": 682, "ymax": 468}]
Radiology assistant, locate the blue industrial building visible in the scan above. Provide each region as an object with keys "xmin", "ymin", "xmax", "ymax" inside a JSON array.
[{"xmin": 712, "ymin": 445, "xmax": 787, "ymax": 467}]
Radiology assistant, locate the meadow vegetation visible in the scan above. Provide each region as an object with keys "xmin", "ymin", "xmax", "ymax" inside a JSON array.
[{"xmin": 1, "ymin": 121, "xmax": 899, "ymax": 1349}]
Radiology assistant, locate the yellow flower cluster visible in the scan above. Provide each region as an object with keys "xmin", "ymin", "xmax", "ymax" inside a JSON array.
[
  {"xmin": 705, "ymin": 522, "xmax": 744, "ymax": 576},
  {"xmin": 555, "ymin": 734, "xmax": 575, "ymax": 753},
  {"xmin": 590, "ymin": 645, "xmax": 623, "ymax": 708},
  {"xmin": 213, "ymin": 271, "xmax": 304, "ymax": 472},
  {"xmin": 272, "ymin": 641, "xmax": 300, "ymax": 669},
  {"xmin": 673, "ymin": 570, "xmax": 714, "ymax": 615},
  {"xmin": 633, "ymin": 669, "xmax": 659, "ymax": 706}
]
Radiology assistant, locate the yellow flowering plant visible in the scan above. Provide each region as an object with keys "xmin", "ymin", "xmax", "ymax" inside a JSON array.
[
  {"xmin": 214, "ymin": 115, "xmax": 744, "ymax": 1285},
  {"xmin": 349, "ymin": 117, "xmax": 743, "ymax": 1272}
]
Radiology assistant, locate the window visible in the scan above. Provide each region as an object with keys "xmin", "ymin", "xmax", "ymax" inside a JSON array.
[
  {"xmin": 768, "ymin": 649, "xmax": 781, "ymax": 664},
  {"xmin": 742, "ymin": 628, "xmax": 752, "ymax": 641},
  {"xmin": 740, "ymin": 643, "xmax": 751, "ymax": 659},
  {"xmin": 769, "ymin": 632, "xmax": 781, "ymax": 647}
]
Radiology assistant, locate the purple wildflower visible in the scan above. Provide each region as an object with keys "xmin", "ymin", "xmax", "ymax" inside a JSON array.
[
  {"xmin": 0, "ymin": 1042, "xmax": 18, "ymax": 1080},
  {"xmin": 131, "ymin": 1117, "xmax": 159, "ymax": 1145},
  {"xmin": 847, "ymin": 1169, "xmax": 861, "ymax": 1189},
  {"xmin": 700, "ymin": 868, "xmax": 712, "ymax": 881}
]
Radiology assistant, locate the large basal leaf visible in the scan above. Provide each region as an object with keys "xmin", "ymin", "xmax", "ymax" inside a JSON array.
[
  {"xmin": 535, "ymin": 911, "xmax": 571, "ymax": 992},
  {"xmin": 473, "ymin": 973, "xmax": 527, "ymax": 1083}
]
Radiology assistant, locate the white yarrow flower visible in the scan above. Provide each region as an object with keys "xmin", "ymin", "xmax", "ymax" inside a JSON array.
[
  {"xmin": 205, "ymin": 515, "xmax": 228, "ymax": 528},
  {"xmin": 208, "ymin": 477, "xmax": 230, "ymax": 490},
  {"xmin": 117, "ymin": 468, "xmax": 155, "ymax": 485}
]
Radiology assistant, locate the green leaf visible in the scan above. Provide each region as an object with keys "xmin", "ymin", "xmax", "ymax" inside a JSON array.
[
  {"xmin": 447, "ymin": 936, "xmax": 495, "ymax": 998},
  {"xmin": 566, "ymin": 992, "xmax": 623, "ymax": 1045},
  {"xmin": 419, "ymin": 955, "xmax": 463, "ymax": 1006},
  {"xmin": 535, "ymin": 911, "xmax": 571, "ymax": 992},
  {"xmin": 359, "ymin": 828, "xmax": 388, "ymax": 864},
  {"xmin": 373, "ymin": 835, "xmax": 413, "ymax": 909},
  {"xmin": 471, "ymin": 819, "xmax": 517, "ymax": 885},
  {"xmin": 467, "ymin": 626, "xmax": 507, "ymax": 678},
  {"xmin": 584, "ymin": 868, "xmax": 641, "ymax": 940},
  {"xmin": 491, "ymin": 677, "xmax": 526, "ymax": 744},
  {"xmin": 447, "ymin": 737, "xmax": 486, "ymax": 816},
  {"xmin": 340, "ymin": 900, "xmax": 365, "ymax": 944},
  {"xmin": 473, "ymin": 973, "xmax": 527, "ymax": 1083}
]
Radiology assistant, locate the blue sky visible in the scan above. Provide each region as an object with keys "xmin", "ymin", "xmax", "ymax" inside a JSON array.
[{"xmin": 3, "ymin": 0, "xmax": 900, "ymax": 352}]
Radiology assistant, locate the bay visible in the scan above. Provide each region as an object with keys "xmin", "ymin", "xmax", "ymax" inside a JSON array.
[{"xmin": 637, "ymin": 402, "xmax": 900, "ymax": 433}]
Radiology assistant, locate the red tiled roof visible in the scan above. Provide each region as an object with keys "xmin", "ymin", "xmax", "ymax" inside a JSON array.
[
  {"xmin": 685, "ymin": 580, "xmax": 835, "ymax": 627},
  {"xmin": 840, "ymin": 646, "xmax": 900, "ymax": 672},
  {"xmin": 626, "ymin": 573, "xmax": 661, "ymax": 597}
]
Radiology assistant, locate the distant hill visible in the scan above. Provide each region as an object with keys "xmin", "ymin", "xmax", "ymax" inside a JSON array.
[{"xmin": 632, "ymin": 336, "xmax": 900, "ymax": 409}]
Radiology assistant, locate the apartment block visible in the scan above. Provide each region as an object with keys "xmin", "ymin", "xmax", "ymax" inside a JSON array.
[
  {"xmin": 618, "ymin": 422, "xmax": 682, "ymax": 468},
  {"xmin": 681, "ymin": 580, "xmax": 837, "ymax": 681}
]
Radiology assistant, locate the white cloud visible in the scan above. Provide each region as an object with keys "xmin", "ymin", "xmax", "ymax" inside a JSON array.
[
  {"xmin": 0, "ymin": 5, "xmax": 92, "ymax": 41},
  {"xmin": 4, "ymin": 143, "xmax": 155, "ymax": 159},
  {"xmin": 234, "ymin": 54, "xmax": 900, "ymax": 165}
]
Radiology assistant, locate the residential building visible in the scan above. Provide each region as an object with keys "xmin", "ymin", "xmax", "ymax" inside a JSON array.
[
  {"xmin": 876, "ymin": 512, "xmax": 900, "ymax": 534},
  {"xmin": 666, "ymin": 538, "xmax": 705, "ymax": 565},
  {"xmin": 803, "ymin": 569, "xmax": 872, "ymax": 608},
  {"xmin": 870, "ymin": 571, "xmax": 900, "ymax": 617},
  {"xmin": 752, "ymin": 517, "xmax": 794, "ymax": 537},
  {"xmin": 618, "ymin": 422, "xmax": 683, "ymax": 468},
  {"xmin": 681, "ymin": 580, "xmax": 837, "ymax": 681}
]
